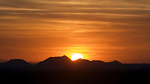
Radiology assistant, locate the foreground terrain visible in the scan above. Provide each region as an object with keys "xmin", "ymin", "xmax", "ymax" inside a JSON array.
[{"xmin": 0, "ymin": 56, "xmax": 150, "ymax": 84}]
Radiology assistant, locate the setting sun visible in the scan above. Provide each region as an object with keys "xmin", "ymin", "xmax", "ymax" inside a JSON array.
[{"xmin": 71, "ymin": 53, "xmax": 83, "ymax": 61}]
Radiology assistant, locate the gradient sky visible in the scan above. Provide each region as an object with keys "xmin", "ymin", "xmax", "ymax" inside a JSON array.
[{"xmin": 0, "ymin": 0, "xmax": 150, "ymax": 63}]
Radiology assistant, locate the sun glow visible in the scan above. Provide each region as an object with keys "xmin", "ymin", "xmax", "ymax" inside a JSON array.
[{"xmin": 71, "ymin": 53, "xmax": 83, "ymax": 61}]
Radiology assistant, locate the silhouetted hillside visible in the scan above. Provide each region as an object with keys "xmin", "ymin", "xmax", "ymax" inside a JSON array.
[
  {"xmin": 110, "ymin": 60, "xmax": 122, "ymax": 64},
  {"xmin": 1, "ymin": 59, "xmax": 32, "ymax": 72},
  {"xmin": 1, "ymin": 56, "xmax": 150, "ymax": 84},
  {"xmin": 32, "ymin": 56, "xmax": 150, "ymax": 71},
  {"xmin": 1, "ymin": 56, "xmax": 150, "ymax": 72},
  {"xmin": 35, "ymin": 55, "xmax": 72, "ymax": 70},
  {"xmin": 34, "ymin": 56, "xmax": 123, "ymax": 71}
]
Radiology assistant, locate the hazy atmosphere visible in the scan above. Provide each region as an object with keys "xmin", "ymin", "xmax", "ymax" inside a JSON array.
[{"xmin": 0, "ymin": 0, "xmax": 150, "ymax": 63}]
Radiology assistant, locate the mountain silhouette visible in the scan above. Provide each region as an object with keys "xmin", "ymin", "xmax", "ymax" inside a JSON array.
[
  {"xmin": 110, "ymin": 60, "xmax": 122, "ymax": 64},
  {"xmin": 5, "ymin": 59, "xmax": 31, "ymax": 67},
  {"xmin": 1, "ymin": 55, "xmax": 150, "ymax": 72},
  {"xmin": 34, "ymin": 56, "xmax": 124, "ymax": 71},
  {"xmin": 35, "ymin": 55, "xmax": 72, "ymax": 70},
  {"xmin": 1, "ymin": 56, "xmax": 150, "ymax": 84},
  {"xmin": 1, "ymin": 59, "xmax": 32, "ymax": 72}
]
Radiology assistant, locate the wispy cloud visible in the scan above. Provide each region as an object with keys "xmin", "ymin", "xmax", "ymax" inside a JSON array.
[{"xmin": 0, "ymin": 0, "xmax": 150, "ymax": 63}]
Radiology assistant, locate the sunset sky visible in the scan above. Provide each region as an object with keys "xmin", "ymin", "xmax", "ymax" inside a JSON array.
[{"xmin": 0, "ymin": 0, "xmax": 150, "ymax": 63}]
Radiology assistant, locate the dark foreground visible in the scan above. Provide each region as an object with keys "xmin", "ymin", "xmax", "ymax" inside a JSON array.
[
  {"xmin": 1, "ymin": 56, "xmax": 150, "ymax": 84},
  {"xmin": 1, "ymin": 70, "xmax": 150, "ymax": 84}
]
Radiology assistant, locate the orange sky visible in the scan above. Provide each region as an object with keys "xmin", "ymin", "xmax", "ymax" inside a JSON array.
[{"xmin": 0, "ymin": 0, "xmax": 150, "ymax": 63}]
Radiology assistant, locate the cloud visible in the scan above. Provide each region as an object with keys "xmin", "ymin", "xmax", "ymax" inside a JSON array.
[
  {"xmin": 0, "ymin": 36, "xmax": 71, "ymax": 48},
  {"xmin": 0, "ymin": 0, "xmax": 150, "ymax": 62}
]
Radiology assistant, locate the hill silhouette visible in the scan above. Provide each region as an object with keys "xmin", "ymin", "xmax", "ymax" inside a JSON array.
[
  {"xmin": 1, "ymin": 55, "xmax": 150, "ymax": 71},
  {"xmin": 34, "ymin": 56, "xmax": 124, "ymax": 71},
  {"xmin": 0, "ymin": 59, "xmax": 32, "ymax": 72},
  {"xmin": 5, "ymin": 59, "xmax": 31, "ymax": 66},
  {"xmin": 1, "ymin": 55, "xmax": 150, "ymax": 84},
  {"xmin": 35, "ymin": 55, "xmax": 72, "ymax": 70}
]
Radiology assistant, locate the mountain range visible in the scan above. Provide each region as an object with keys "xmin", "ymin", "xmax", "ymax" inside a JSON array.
[
  {"xmin": 0, "ymin": 55, "xmax": 150, "ymax": 72},
  {"xmin": 1, "ymin": 55, "xmax": 150, "ymax": 84}
]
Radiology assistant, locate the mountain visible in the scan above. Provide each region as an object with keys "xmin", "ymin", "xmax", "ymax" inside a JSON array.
[
  {"xmin": 1, "ymin": 55, "xmax": 150, "ymax": 72},
  {"xmin": 1, "ymin": 59, "xmax": 32, "ymax": 72},
  {"xmin": 5, "ymin": 59, "xmax": 31, "ymax": 66},
  {"xmin": 35, "ymin": 55, "xmax": 72, "ymax": 70},
  {"xmin": 109, "ymin": 60, "xmax": 122, "ymax": 65},
  {"xmin": 35, "ymin": 56, "xmax": 124, "ymax": 71},
  {"xmin": 1, "ymin": 56, "xmax": 150, "ymax": 84}
]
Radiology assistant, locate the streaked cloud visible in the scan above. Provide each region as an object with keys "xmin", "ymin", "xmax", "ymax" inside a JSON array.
[{"xmin": 0, "ymin": 0, "xmax": 150, "ymax": 63}]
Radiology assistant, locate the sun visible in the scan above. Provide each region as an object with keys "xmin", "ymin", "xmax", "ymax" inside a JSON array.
[{"xmin": 71, "ymin": 53, "xmax": 83, "ymax": 61}]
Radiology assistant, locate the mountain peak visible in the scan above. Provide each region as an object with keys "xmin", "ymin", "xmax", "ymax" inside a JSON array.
[
  {"xmin": 62, "ymin": 55, "xmax": 69, "ymax": 58},
  {"xmin": 6, "ymin": 59, "xmax": 29, "ymax": 64},
  {"xmin": 3, "ymin": 59, "xmax": 32, "ymax": 70},
  {"xmin": 4, "ymin": 59, "xmax": 31, "ymax": 67},
  {"xmin": 37, "ymin": 55, "xmax": 71, "ymax": 65},
  {"xmin": 43, "ymin": 55, "xmax": 71, "ymax": 62},
  {"xmin": 35, "ymin": 55, "xmax": 72, "ymax": 70},
  {"xmin": 110, "ymin": 60, "xmax": 122, "ymax": 64}
]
